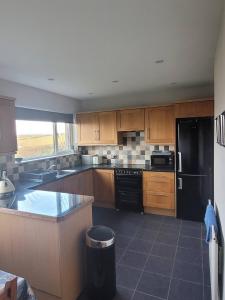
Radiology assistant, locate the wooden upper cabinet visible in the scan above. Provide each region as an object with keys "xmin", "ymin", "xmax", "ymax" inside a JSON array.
[
  {"xmin": 77, "ymin": 111, "xmax": 117, "ymax": 145},
  {"xmin": 117, "ymin": 109, "xmax": 145, "ymax": 131},
  {"xmin": 93, "ymin": 169, "xmax": 115, "ymax": 207},
  {"xmin": 175, "ymin": 99, "xmax": 214, "ymax": 118},
  {"xmin": 99, "ymin": 111, "xmax": 117, "ymax": 144},
  {"xmin": 0, "ymin": 97, "xmax": 17, "ymax": 153},
  {"xmin": 145, "ymin": 105, "xmax": 175, "ymax": 144},
  {"xmin": 76, "ymin": 113, "xmax": 99, "ymax": 145}
]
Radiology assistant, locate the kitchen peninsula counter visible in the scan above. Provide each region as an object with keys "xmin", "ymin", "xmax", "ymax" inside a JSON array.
[{"xmin": 0, "ymin": 184, "xmax": 93, "ymax": 300}]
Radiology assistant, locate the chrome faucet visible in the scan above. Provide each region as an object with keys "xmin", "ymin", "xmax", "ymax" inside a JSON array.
[{"xmin": 47, "ymin": 164, "xmax": 57, "ymax": 171}]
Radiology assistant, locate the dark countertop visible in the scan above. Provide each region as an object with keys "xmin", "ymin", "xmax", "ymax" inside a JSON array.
[{"xmin": 0, "ymin": 164, "xmax": 174, "ymax": 220}]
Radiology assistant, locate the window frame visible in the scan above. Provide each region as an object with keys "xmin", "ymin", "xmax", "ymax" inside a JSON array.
[{"xmin": 16, "ymin": 120, "xmax": 74, "ymax": 161}]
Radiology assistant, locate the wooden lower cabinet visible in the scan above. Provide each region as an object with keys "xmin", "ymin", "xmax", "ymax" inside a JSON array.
[
  {"xmin": 38, "ymin": 170, "xmax": 94, "ymax": 196},
  {"xmin": 143, "ymin": 171, "xmax": 175, "ymax": 216},
  {"xmin": 93, "ymin": 169, "xmax": 115, "ymax": 208}
]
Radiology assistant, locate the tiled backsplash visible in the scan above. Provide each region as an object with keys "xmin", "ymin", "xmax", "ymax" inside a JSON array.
[
  {"xmin": 81, "ymin": 132, "xmax": 175, "ymax": 165},
  {"xmin": 0, "ymin": 154, "xmax": 81, "ymax": 182}
]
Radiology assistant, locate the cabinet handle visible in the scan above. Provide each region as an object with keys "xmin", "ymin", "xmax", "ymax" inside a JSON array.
[
  {"xmin": 178, "ymin": 178, "xmax": 183, "ymax": 190},
  {"xmin": 148, "ymin": 128, "xmax": 150, "ymax": 139}
]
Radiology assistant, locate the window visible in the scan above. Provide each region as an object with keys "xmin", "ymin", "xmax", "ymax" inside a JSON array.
[{"xmin": 16, "ymin": 120, "xmax": 73, "ymax": 159}]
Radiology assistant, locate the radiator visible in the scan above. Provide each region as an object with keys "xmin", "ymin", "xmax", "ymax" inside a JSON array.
[{"xmin": 209, "ymin": 224, "xmax": 219, "ymax": 300}]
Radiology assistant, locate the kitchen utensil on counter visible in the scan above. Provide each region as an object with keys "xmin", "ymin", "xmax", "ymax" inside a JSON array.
[
  {"xmin": 0, "ymin": 171, "xmax": 15, "ymax": 199},
  {"xmin": 92, "ymin": 155, "xmax": 103, "ymax": 165},
  {"xmin": 81, "ymin": 155, "xmax": 94, "ymax": 165}
]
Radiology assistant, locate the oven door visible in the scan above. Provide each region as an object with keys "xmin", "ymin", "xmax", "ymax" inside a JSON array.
[{"xmin": 115, "ymin": 175, "xmax": 143, "ymax": 212}]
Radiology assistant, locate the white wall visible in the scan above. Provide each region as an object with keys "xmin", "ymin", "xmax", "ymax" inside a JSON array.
[
  {"xmin": 0, "ymin": 78, "xmax": 81, "ymax": 113},
  {"xmin": 79, "ymin": 84, "xmax": 213, "ymax": 112},
  {"xmin": 214, "ymin": 4, "xmax": 225, "ymax": 300}
]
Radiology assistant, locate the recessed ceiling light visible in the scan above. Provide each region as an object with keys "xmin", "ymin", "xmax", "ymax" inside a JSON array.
[
  {"xmin": 48, "ymin": 78, "xmax": 55, "ymax": 81},
  {"xmin": 88, "ymin": 92, "xmax": 94, "ymax": 95},
  {"xmin": 155, "ymin": 59, "xmax": 164, "ymax": 64},
  {"xmin": 112, "ymin": 80, "xmax": 119, "ymax": 83}
]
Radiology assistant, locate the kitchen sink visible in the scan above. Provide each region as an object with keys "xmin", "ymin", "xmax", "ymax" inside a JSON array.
[
  {"xmin": 57, "ymin": 169, "xmax": 77, "ymax": 176},
  {"xmin": 20, "ymin": 169, "xmax": 57, "ymax": 182}
]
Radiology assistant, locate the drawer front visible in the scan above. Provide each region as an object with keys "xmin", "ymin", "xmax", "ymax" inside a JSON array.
[
  {"xmin": 143, "ymin": 172, "xmax": 175, "ymax": 193},
  {"xmin": 144, "ymin": 192, "xmax": 175, "ymax": 209}
]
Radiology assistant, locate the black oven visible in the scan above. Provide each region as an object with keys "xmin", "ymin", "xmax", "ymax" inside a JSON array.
[
  {"xmin": 151, "ymin": 151, "xmax": 174, "ymax": 168},
  {"xmin": 115, "ymin": 168, "xmax": 143, "ymax": 213}
]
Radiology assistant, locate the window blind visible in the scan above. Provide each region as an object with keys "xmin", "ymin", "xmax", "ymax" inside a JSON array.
[{"xmin": 16, "ymin": 107, "xmax": 74, "ymax": 123}]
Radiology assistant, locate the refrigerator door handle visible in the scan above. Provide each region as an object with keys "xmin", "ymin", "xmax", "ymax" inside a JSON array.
[
  {"xmin": 178, "ymin": 152, "xmax": 182, "ymax": 172},
  {"xmin": 178, "ymin": 178, "xmax": 183, "ymax": 190}
]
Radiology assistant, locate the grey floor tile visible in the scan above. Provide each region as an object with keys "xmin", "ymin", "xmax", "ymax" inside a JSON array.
[
  {"xmin": 151, "ymin": 242, "xmax": 176, "ymax": 259},
  {"xmin": 168, "ymin": 278, "xmax": 203, "ymax": 300},
  {"xmin": 141, "ymin": 219, "xmax": 161, "ymax": 231},
  {"xmin": 156, "ymin": 232, "xmax": 179, "ymax": 246},
  {"xmin": 160, "ymin": 223, "xmax": 181, "ymax": 234},
  {"xmin": 144, "ymin": 213, "xmax": 164, "ymax": 222},
  {"xmin": 116, "ymin": 247, "xmax": 125, "ymax": 263},
  {"xmin": 120, "ymin": 250, "xmax": 148, "ymax": 270},
  {"xmin": 137, "ymin": 272, "xmax": 170, "ymax": 299},
  {"xmin": 173, "ymin": 260, "xmax": 203, "ymax": 284},
  {"xmin": 163, "ymin": 216, "xmax": 181, "ymax": 226},
  {"xmin": 115, "ymin": 286, "xmax": 134, "ymax": 300},
  {"xmin": 182, "ymin": 220, "xmax": 202, "ymax": 228},
  {"xmin": 203, "ymin": 251, "xmax": 210, "ymax": 269},
  {"xmin": 178, "ymin": 236, "xmax": 202, "ymax": 250},
  {"xmin": 128, "ymin": 238, "xmax": 152, "ymax": 254},
  {"xmin": 116, "ymin": 235, "xmax": 132, "ymax": 249},
  {"xmin": 202, "ymin": 240, "xmax": 209, "ymax": 253},
  {"xmin": 116, "ymin": 221, "xmax": 139, "ymax": 237},
  {"xmin": 203, "ymin": 266, "xmax": 211, "ymax": 286},
  {"xmin": 136, "ymin": 228, "xmax": 158, "ymax": 241},
  {"xmin": 133, "ymin": 291, "xmax": 161, "ymax": 300},
  {"xmin": 180, "ymin": 226, "xmax": 202, "ymax": 238},
  {"xmin": 145, "ymin": 255, "xmax": 173, "ymax": 277},
  {"xmin": 204, "ymin": 285, "xmax": 212, "ymax": 300},
  {"xmin": 176, "ymin": 247, "xmax": 202, "ymax": 266},
  {"xmin": 117, "ymin": 265, "xmax": 142, "ymax": 289}
]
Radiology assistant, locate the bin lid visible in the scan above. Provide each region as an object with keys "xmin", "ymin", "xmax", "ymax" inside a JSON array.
[{"xmin": 86, "ymin": 225, "xmax": 115, "ymax": 248}]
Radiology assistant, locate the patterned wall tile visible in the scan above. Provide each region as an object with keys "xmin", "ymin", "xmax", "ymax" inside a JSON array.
[{"xmin": 81, "ymin": 132, "xmax": 174, "ymax": 165}]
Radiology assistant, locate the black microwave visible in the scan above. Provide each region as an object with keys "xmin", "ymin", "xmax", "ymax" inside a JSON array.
[{"xmin": 151, "ymin": 151, "xmax": 174, "ymax": 168}]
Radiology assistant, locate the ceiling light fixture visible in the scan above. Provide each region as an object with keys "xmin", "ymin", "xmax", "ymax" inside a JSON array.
[
  {"xmin": 48, "ymin": 78, "xmax": 55, "ymax": 81},
  {"xmin": 88, "ymin": 92, "xmax": 94, "ymax": 95},
  {"xmin": 155, "ymin": 59, "xmax": 164, "ymax": 64},
  {"xmin": 112, "ymin": 80, "xmax": 119, "ymax": 83}
]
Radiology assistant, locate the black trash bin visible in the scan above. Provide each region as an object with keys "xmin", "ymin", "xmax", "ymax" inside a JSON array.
[{"xmin": 86, "ymin": 225, "xmax": 116, "ymax": 300}]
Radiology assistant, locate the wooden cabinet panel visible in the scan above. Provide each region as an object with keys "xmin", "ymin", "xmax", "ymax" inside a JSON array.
[
  {"xmin": 99, "ymin": 111, "xmax": 117, "ymax": 144},
  {"xmin": 175, "ymin": 99, "xmax": 214, "ymax": 118},
  {"xmin": 117, "ymin": 109, "xmax": 145, "ymax": 131},
  {"xmin": 77, "ymin": 112, "xmax": 117, "ymax": 145},
  {"xmin": 76, "ymin": 113, "xmax": 99, "ymax": 145},
  {"xmin": 143, "ymin": 171, "xmax": 175, "ymax": 216},
  {"xmin": 37, "ymin": 181, "xmax": 61, "ymax": 192},
  {"xmin": 79, "ymin": 170, "xmax": 94, "ymax": 196},
  {"xmin": 144, "ymin": 192, "xmax": 174, "ymax": 209},
  {"xmin": 93, "ymin": 169, "xmax": 115, "ymax": 207},
  {"xmin": 0, "ymin": 98, "xmax": 17, "ymax": 153},
  {"xmin": 145, "ymin": 105, "xmax": 175, "ymax": 144}
]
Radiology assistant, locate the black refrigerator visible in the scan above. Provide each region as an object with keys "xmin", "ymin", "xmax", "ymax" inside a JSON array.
[{"xmin": 176, "ymin": 117, "xmax": 214, "ymax": 222}]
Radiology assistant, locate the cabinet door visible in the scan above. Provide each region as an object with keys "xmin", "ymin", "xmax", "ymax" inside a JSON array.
[
  {"xmin": 61, "ymin": 175, "xmax": 80, "ymax": 194},
  {"xmin": 79, "ymin": 170, "xmax": 94, "ymax": 196},
  {"xmin": 143, "ymin": 171, "xmax": 175, "ymax": 213},
  {"xmin": 145, "ymin": 106, "xmax": 175, "ymax": 144},
  {"xmin": 175, "ymin": 100, "xmax": 214, "ymax": 118},
  {"xmin": 0, "ymin": 98, "xmax": 17, "ymax": 153},
  {"xmin": 99, "ymin": 111, "xmax": 117, "ymax": 144},
  {"xmin": 37, "ymin": 181, "xmax": 61, "ymax": 192},
  {"xmin": 117, "ymin": 109, "xmax": 145, "ymax": 131},
  {"xmin": 76, "ymin": 113, "xmax": 99, "ymax": 145},
  {"xmin": 93, "ymin": 169, "xmax": 115, "ymax": 207}
]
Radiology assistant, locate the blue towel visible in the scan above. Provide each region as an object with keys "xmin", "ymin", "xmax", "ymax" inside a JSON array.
[{"xmin": 204, "ymin": 203, "xmax": 218, "ymax": 243}]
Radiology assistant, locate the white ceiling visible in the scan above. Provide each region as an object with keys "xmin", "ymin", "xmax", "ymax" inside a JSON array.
[{"xmin": 0, "ymin": 0, "xmax": 223, "ymax": 100}]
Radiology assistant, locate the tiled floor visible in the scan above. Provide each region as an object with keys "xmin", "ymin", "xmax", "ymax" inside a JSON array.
[{"xmin": 79, "ymin": 207, "xmax": 211, "ymax": 300}]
